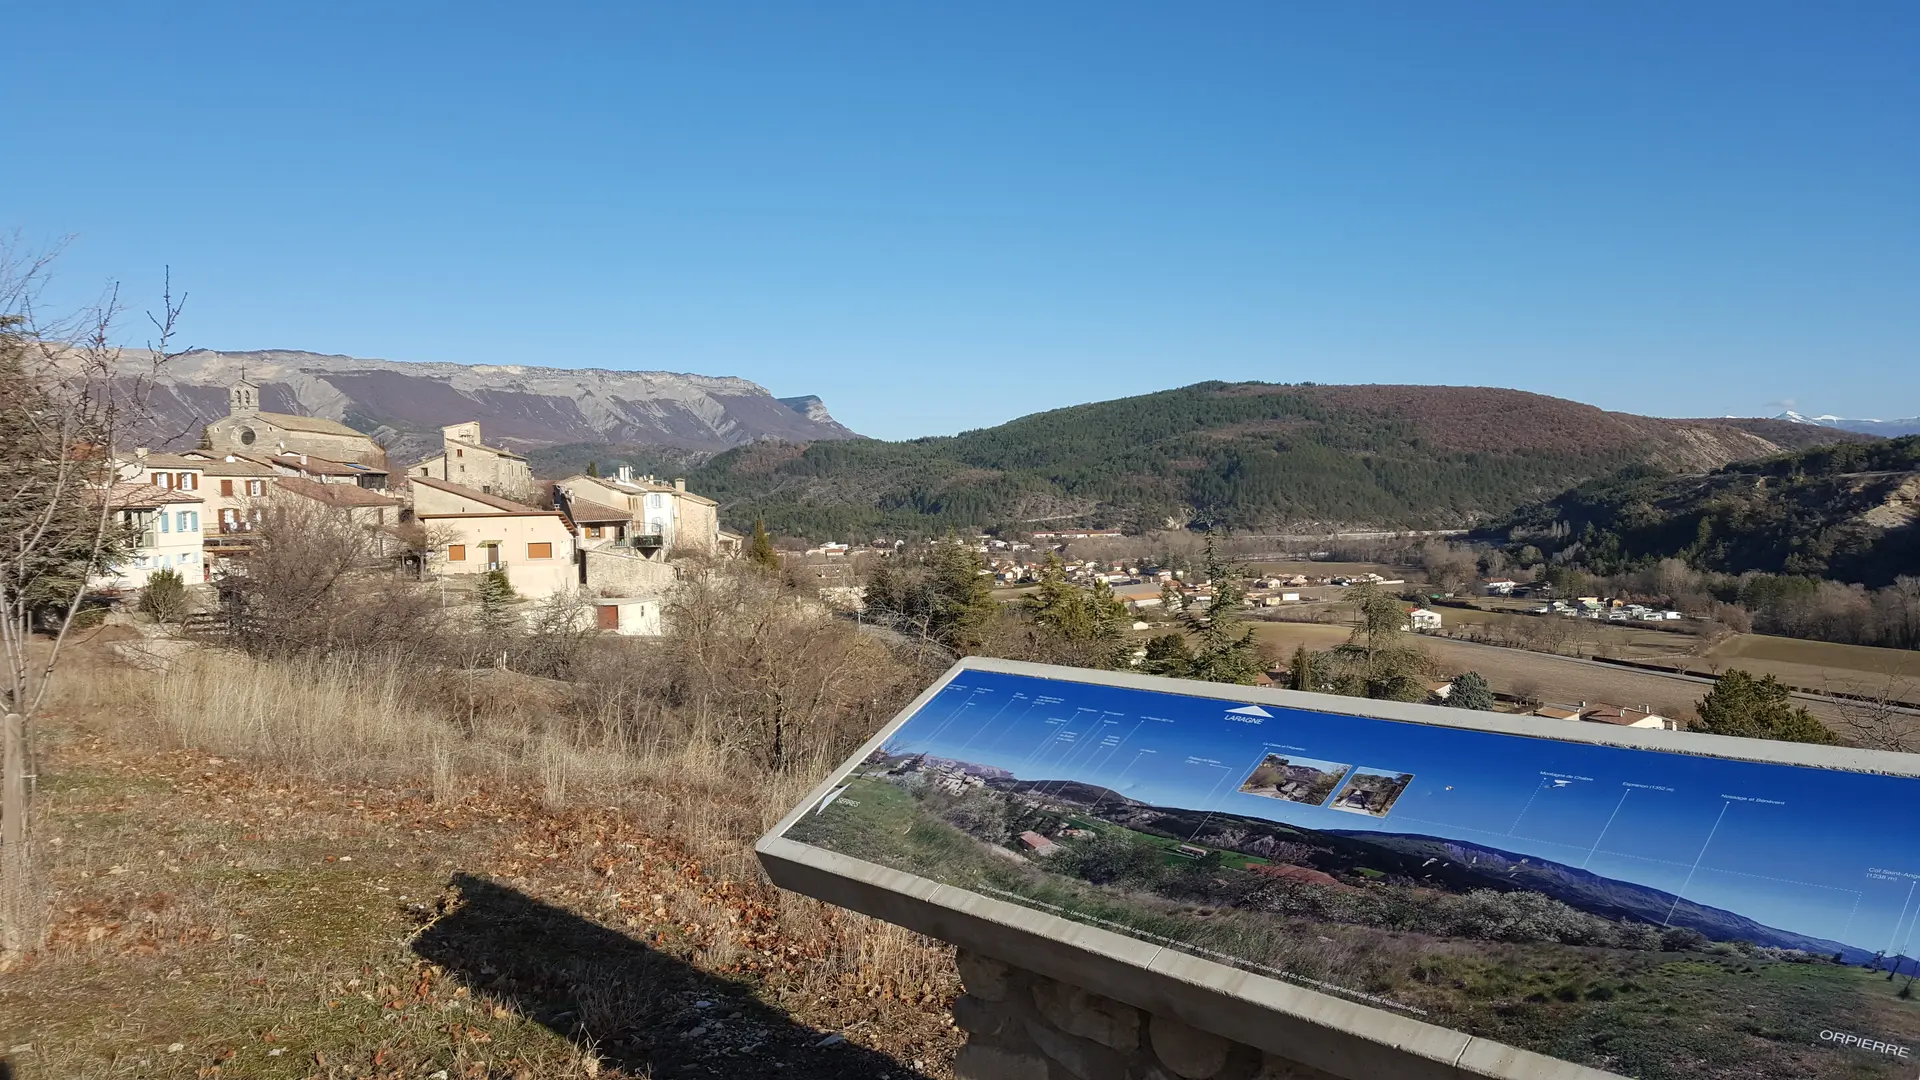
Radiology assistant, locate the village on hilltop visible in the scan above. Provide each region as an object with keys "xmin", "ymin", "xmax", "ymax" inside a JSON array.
[{"xmin": 93, "ymin": 379, "xmax": 743, "ymax": 637}]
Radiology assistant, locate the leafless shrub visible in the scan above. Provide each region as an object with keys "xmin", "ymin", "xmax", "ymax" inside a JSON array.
[{"xmin": 219, "ymin": 500, "xmax": 453, "ymax": 664}]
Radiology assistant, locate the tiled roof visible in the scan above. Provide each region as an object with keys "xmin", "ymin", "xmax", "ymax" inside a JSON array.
[
  {"xmin": 249, "ymin": 411, "xmax": 372, "ymax": 438},
  {"xmin": 410, "ymin": 475, "xmax": 544, "ymax": 513},
  {"xmin": 444, "ymin": 437, "xmax": 527, "ymax": 461},
  {"xmin": 177, "ymin": 453, "xmax": 280, "ymax": 477},
  {"xmin": 130, "ymin": 452, "xmax": 208, "ymax": 469},
  {"xmin": 268, "ymin": 452, "xmax": 386, "ymax": 477},
  {"xmin": 1581, "ymin": 705, "xmax": 1666, "ymax": 726},
  {"xmin": 273, "ymin": 476, "xmax": 403, "ymax": 509},
  {"xmin": 562, "ymin": 497, "xmax": 631, "ymax": 524},
  {"xmin": 102, "ymin": 482, "xmax": 203, "ymax": 509}
]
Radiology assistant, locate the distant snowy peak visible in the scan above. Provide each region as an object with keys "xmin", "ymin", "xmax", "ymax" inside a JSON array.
[{"xmin": 1773, "ymin": 411, "xmax": 1920, "ymax": 438}]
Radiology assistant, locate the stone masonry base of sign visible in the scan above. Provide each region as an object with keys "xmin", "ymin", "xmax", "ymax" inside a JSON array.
[{"xmin": 953, "ymin": 949, "xmax": 1337, "ymax": 1080}]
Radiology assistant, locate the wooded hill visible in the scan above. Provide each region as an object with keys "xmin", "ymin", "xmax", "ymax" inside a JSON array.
[
  {"xmin": 1492, "ymin": 437, "xmax": 1920, "ymax": 587},
  {"xmin": 674, "ymin": 382, "xmax": 1868, "ymax": 538}
]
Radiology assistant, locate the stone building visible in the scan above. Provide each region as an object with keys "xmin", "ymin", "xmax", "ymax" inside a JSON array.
[
  {"xmin": 203, "ymin": 379, "xmax": 386, "ymax": 467},
  {"xmin": 553, "ymin": 468, "xmax": 722, "ymax": 556},
  {"xmin": 409, "ymin": 421, "xmax": 533, "ymax": 502}
]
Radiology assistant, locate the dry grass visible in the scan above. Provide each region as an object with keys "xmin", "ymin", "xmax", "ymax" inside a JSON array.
[{"xmin": 5, "ymin": 641, "xmax": 962, "ymax": 1079}]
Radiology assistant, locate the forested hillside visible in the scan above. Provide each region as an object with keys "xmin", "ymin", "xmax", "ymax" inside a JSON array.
[
  {"xmin": 1493, "ymin": 437, "xmax": 1920, "ymax": 587},
  {"xmin": 677, "ymin": 382, "xmax": 1867, "ymax": 538}
]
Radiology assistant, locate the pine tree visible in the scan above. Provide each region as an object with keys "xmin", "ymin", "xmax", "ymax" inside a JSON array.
[
  {"xmin": 1695, "ymin": 670, "xmax": 1839, "ymax": 744},
  {"xmin": 1157, "ymin": 533, "xmax": 1263, "ymax": 684},
  {"xmin": 1326, "ymin": 582, "xmax": 1433, "ymax": 701},
  {"xmin": 1447, "ymin": 671, "xmax": 1495, "ymax": 710},
  {"xmin": 476, "ymin": 569, "xmax": 517, "ymax": 635},
  {"xmin": 1286, "ymin": 644, "xmax": 1324, "ymax": 692},
  {"xmin": 747, "ymin": 519, "xmax": 779, "ymax": 571},
  {"xmin": 585, "ymin": 461, "xmax": 599, "ymax": 477},
  {"xmin": 1023, "ymin": 554, "xmax": 1131, "ymax": 668}
]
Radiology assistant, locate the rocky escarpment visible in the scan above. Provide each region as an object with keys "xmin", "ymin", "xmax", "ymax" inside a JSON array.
[{"xmin": 129, "ymin": 349, "xmax": 859, "ymax": 464}]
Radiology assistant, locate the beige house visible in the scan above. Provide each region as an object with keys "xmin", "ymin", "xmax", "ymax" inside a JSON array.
[
  {"xmin": 411, "ymin": 476, "xmax": 576, "ymax": 598},
  {"xmin": 555, "ymin": 492, "xmax": 634, "ymax": 551},
  {"xmin": 273, "ymin": 476, "xmax": 403, "ymax": 527},
  {"xmin": 553, "ymin": 468, "xmax": 722, "ymax": 556},
  {"xmin": 203, "ymin": 379, "xmax": 386, "ymax": 467},
  {"xmin": 410, "ymin": 422, "xmax": 533, "ymax": 502}
]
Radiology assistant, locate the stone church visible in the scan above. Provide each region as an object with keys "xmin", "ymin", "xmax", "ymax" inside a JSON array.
[{"xmin": 202, "ymin": 379, "xmax": 386, "ymax": 466}]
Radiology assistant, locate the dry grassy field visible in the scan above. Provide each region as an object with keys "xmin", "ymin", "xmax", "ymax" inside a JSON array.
[{"xmin": 2, "ymin": 638, "xmax": 960, "ymax": 1080}]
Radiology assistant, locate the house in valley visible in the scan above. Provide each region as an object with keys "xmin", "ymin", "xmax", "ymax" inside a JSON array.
[{"xmin": 553, "ymin": 489, "xmax": 634, "ymax": 551}]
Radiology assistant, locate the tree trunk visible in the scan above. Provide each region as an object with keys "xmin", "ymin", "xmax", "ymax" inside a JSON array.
[{"xmin": 1, "ymin": 710, "xmax": 33, "ymax": 953}]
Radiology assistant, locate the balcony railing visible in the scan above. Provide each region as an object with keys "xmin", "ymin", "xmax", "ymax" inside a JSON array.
[
  {"xmin": 632, "ymin": 533, "xmax": 665, "ymax": 550},
  {"xmin": 481, "ymin": 560, "xmax": 507, "ymax": 572}
]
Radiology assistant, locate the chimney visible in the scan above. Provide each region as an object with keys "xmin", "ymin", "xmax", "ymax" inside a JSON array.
[
  {"xmin": 134, "ymin": 447, "xmax": 149, "ymax": 458},
  {"xmin": 300, "ymin": 454, "xmax": 309, "ymax": 466},
  {"xmin": 674, "ymin": 478, "xmax": 686, "ymax": 492},
  {"xmin": 616, "ymin": 465, "xmax": 633, "ymax": 484}
]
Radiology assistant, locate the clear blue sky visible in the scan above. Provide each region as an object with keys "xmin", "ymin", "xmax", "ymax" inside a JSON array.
[
  {"xmin": 878, "ymin": 671, "xmax": 1920, "ymax": 957},
  {"xmin": 5, "ymin": 3, "xmax": 1915, "ymax": 439}
]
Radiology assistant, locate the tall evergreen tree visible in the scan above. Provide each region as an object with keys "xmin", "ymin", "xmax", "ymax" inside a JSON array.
[
  {"xmin": 1326, "ymin": 582, "xmax": 1433, "ymax": 701},
  {"xmin": 1286, "ymin": 644, "xmax": 1324, "ymax": 692},
  {"xmin": 1021, "ymin": 555, "xmax": 1131, "ymax": 668},
  {"xmin": 861, "ymin": 536, "xmax": 997, "ymax": 651},
  {"xmin": 747, "ymin": 518, "xmax": 779, "ymax": 571},
  {"xmin": 1154, "ymin": 533, "xmax": 1263, "ymax": 684}
]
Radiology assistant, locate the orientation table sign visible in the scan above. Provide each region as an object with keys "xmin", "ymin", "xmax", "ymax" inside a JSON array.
[{"xmin": 777, "ymin": 662, "xmax": 1920, "ymax": 1080}]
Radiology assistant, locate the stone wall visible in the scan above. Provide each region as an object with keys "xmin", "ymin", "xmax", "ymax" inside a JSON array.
[
  {"xmin": 582, "ymin": 546, "xmax": 676, "ymax": 596},
  {"xmin": 952, "ymin": 949, "xmax": 1337, "ymax": 1080}
]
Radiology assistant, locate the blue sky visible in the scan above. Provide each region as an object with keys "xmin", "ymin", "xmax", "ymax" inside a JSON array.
[
  {"xmin": 4, "ymin": 3, "xmax": 1915, "ymax": 439},
  {"xmin": 881, "ymin": 671, "xmax": 1920, "ymax": 956}
]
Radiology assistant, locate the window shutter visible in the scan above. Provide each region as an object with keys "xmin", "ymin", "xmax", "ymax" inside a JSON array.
[
  {"xmin": 221, "ymin": 479, "xmax": 234, "ymax": 496},
  {"xmin": 448, "ymin": 544, "xmax": 466, "ymax": 562},
  {"xmin": 528, "ymin": 542, "xmax": 553, "ymax": 560}
]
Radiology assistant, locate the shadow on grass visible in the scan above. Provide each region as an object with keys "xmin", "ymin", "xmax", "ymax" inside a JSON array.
[{"xmin": 411, "ymin": 873, "xmax": 926, "ymax": 1080}]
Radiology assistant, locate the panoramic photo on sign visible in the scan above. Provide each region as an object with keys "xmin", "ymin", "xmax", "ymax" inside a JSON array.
[{"xmin": 781, "ymin": 668, "xmax": 1920, "ymax": 1080}]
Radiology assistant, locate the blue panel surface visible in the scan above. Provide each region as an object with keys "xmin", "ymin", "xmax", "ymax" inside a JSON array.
[{"xmin": 782, "ymin": 668, "xmax": 1920, "ymax": 1079}]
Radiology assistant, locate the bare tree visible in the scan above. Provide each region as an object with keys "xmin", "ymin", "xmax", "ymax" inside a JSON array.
[
  {"xmin": 1826, "ymin": 673, "xmax": 1920, "ymax": 754},
  {"xmin": 1, "ymin": 243, "xmax": 186, "ymax": 951}
]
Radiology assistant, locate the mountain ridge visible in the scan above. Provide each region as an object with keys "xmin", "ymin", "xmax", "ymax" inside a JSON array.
[
  {"xmin": 1775, "ymin": 410, "xmax": 1920, "ymax": 438},
  {"xmin": 125, "ymin": 348, "xmax": 859, "ymax": 464},
  {"xmin": 677, "ymin": 382, "xmax": 1880, "ymax": 538}
]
